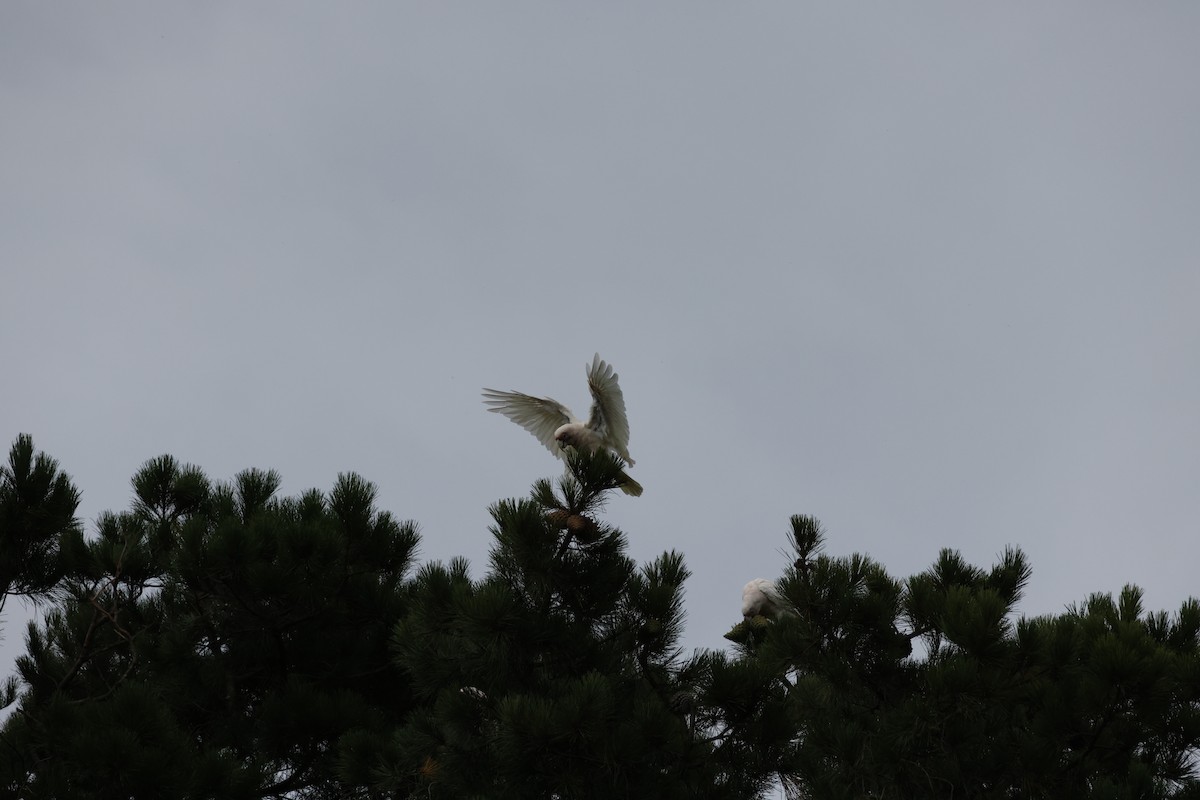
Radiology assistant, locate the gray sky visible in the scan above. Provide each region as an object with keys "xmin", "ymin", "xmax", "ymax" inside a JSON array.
[{"xmin": 3, "ymin": 3, "xmax": 1198, "ymax": 677}]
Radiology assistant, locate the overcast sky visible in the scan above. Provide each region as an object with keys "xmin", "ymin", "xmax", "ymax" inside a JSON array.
[{"xmin": 3, "ymin": 4, "xmax": 1198, "ymax": 677}]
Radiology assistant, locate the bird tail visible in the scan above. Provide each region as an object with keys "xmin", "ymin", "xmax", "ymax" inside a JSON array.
[{"xmin": 618, "ymin": 472, "xmax": 643, "ymax": 497}]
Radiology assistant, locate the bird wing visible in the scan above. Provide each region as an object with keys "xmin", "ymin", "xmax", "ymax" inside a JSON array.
[
  {"xmin": 584, "ymin": 354, "xmax": 634, "ymax": 463},
  {"xmin": 759, "ymin": 579, "xmax": 786, "ymax": 608},
  {"xmin": 482, "ymin": 388, "xmax": 577, "ymax": 458}
]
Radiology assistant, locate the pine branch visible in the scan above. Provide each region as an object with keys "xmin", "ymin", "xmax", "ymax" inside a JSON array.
[{"xmin": 56, "ymin": 535, "xmax": 139, "ymax": 695}]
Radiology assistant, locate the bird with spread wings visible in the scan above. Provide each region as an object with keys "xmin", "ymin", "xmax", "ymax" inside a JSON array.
[{"xmin": 482, "ymin": 354, "xmax": 643, "ymax": 496}]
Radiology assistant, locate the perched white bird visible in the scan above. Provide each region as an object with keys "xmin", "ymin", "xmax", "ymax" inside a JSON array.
[
  {"xmin": 483, "ymin": 354, "xmax": 643, "ymax": 496},
  {"xmin": 741, "ymin": 578, "xmax": 792, "ymax": 620}
]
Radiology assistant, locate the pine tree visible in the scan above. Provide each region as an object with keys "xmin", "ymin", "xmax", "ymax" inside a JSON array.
[
  {"xmin": 6, "ymin": 434, "xmax": 1199, "ymax": 799},
  {"xmin": 0, "ymin": 435, "xmax": 85, "ymax": 710},
  {"xmin": 0, "ymin": 445, "xmax": 420, "ymax": 799},
  {"xmin": 0, "ymin": 435, "xmax": 81, "ymax": 611},
  {"xmin": 382, "ymin": 450, "xmax": 774, "ymax": 799},
  {"xmin": 731, "ymin": 516, "xmax": 1200, "ymax": 799}
]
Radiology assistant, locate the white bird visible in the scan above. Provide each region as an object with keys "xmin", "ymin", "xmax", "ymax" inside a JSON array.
[
  {"xmin": 742, "ymin": 578, "xmax": 792, "ymax": 620},
  {"xmin": 460, "ymin": 686, "xmax": 488, "ymax": 702},
  {"xmin": 483, "ymin": 354, "xmax": 643, "ymax": 496}
]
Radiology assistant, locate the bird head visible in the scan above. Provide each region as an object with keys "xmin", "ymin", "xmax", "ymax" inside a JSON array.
[{"xmin": 554, "ymin": 427, "xmax": 574, "ymax": 450}]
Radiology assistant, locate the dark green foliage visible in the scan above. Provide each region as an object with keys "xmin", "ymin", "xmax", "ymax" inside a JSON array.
[
  {"xmin": 385, "ymin": 449, "xmax": 758, "ymax": 799},
  {"xmin": 0, "ymin": 434, "xmax": 83, "ymax": 606},
  {"xmin": 0, "ymin": 447, "xmax": 419, "ymax": 799},
  {"xmin": 4, "ymin": 435, "xmax": 1199, "ymax": 799},
  {"xmin": 0, "ymin": 435, "xmax": 86, "ymax": 710},
  {"xmin": 736, "ymin": 517, "xmax": 1200, "ymax": 799}
]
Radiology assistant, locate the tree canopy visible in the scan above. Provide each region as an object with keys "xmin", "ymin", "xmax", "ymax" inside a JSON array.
[{"xmin": 1, "ymin": 435, "xmax": 1197, "ymax": 798}]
